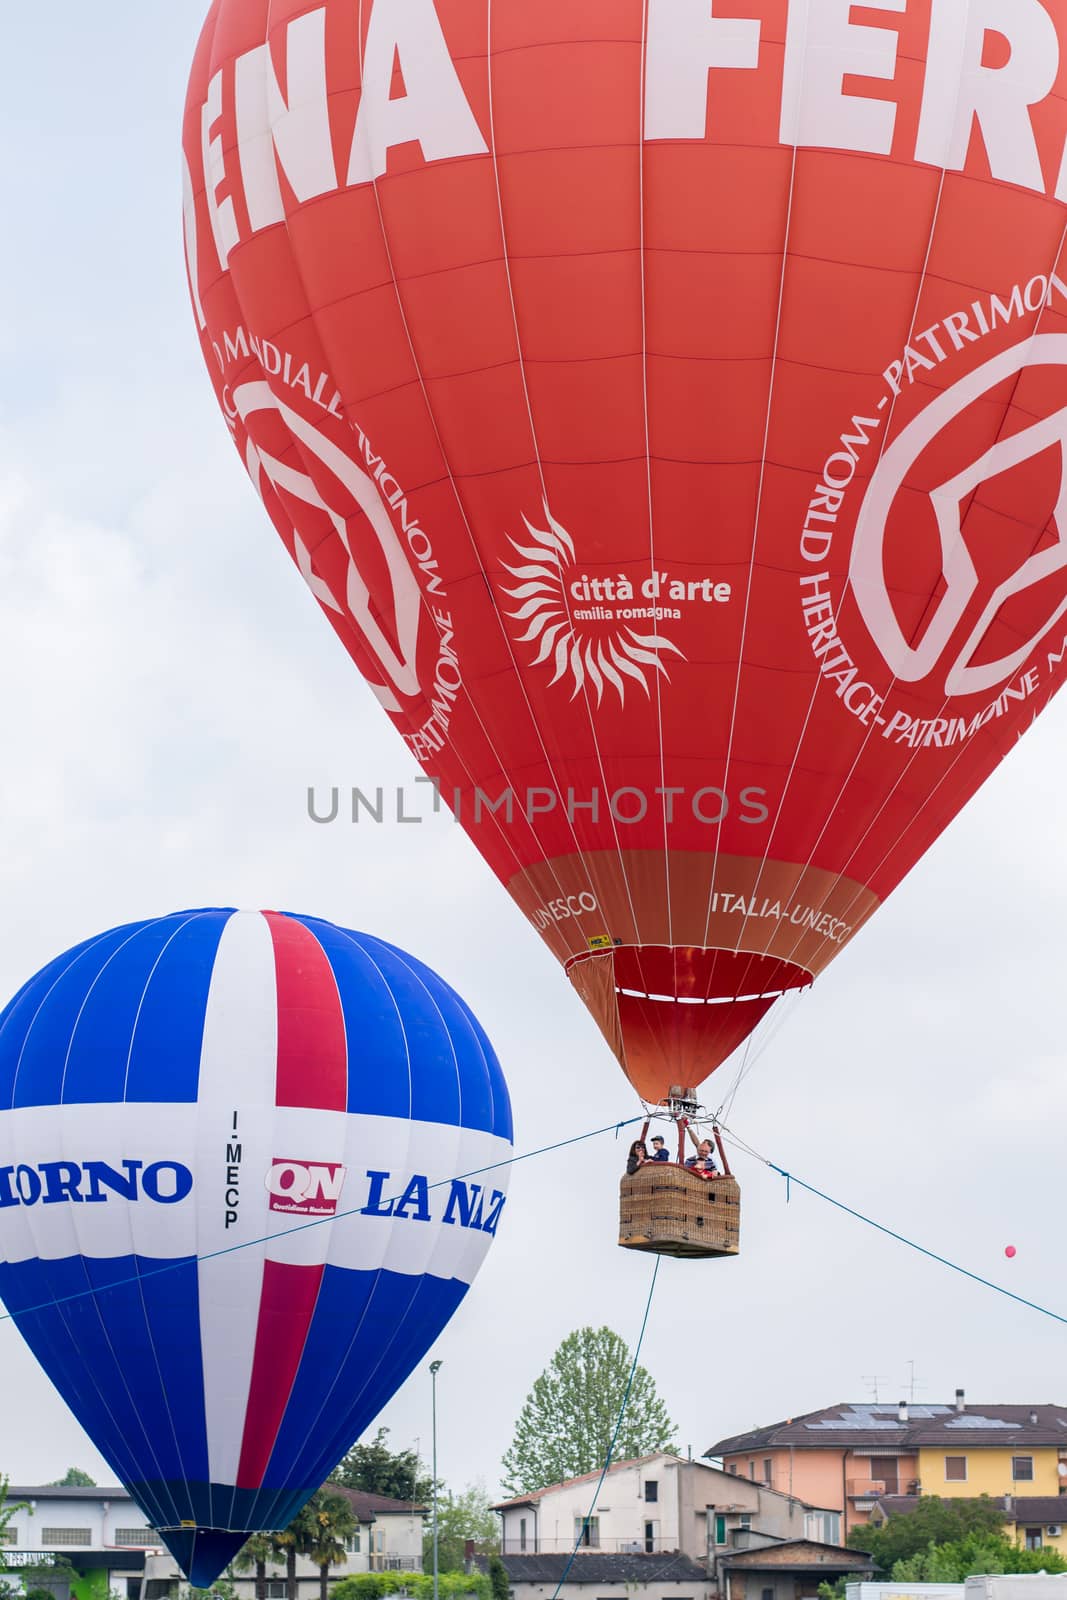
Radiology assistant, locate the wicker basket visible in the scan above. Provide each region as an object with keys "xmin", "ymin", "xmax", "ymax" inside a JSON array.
[{"xmin": 618, "ymin": 1164, "xmax": 741, "ymax": 1259}]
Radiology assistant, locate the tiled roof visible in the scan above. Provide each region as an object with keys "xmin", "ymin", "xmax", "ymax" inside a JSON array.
[
  {"xmin": 325, "ymin": 1485, "xmax": 428, "ymax": 1519},
  {"xmin": 6, "ymin": 1486, "xmax": 131, "ymax": 1501},
  {"xmin": 709, "ymin": 1404, "xmax": 1067, "ymax": 1456},
  {"xmin": 492, "ymin": 1456, "xmax": 682, "ymax": 1511},
  {"xmin": 720, "ymin": 1541, "xmax": 872, "ymax": 1572},
  {"xmin": 485, "ymin": 1553, "xmax": 708, "ymax": 1584}
]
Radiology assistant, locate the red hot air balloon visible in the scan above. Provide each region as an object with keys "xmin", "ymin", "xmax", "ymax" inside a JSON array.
[{"xmin": 183, "ymin": 0, "xmax": 1067, "ymax": 1108}]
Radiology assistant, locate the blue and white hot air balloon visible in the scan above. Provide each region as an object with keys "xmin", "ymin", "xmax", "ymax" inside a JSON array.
[{"xmin": 0, "ymin": 909, "xmax": 512, "ymax": 1585}]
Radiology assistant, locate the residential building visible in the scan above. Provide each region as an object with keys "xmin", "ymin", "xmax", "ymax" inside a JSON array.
[
  {"xmin": 484, "ymin": 1551, "xmax": 713, "ymax": 1600},
  {"xmin": 140, "ymin": 1487, "xmax": 426, "ymax": 1598},
  {"xmin": 708, "ymin": 1395, "xmax": 1067, "ymax": 1534},
  {"xmin": 1, "ymin": 1485, "xmax": 163, "ymax": 1600},
  {"xmin": 493, "ymin": 1454, "xmax": 842, "ymax": 1565},
  {"xmin": 871, "ymin": 1495, "xmax": 1067, "ymax": 1559}
]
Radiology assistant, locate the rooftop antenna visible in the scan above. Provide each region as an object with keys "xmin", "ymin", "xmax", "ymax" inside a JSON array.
[
  {"xmin": 863, "ymin": 1375, "xmax": 890, "ymax": 1403},
  {"xmin": 905, "ymin": 1360, "xmax": 926, "ymax": 1403}
]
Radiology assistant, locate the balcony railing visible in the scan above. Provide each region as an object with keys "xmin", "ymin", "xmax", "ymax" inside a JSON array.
[
  {"xmin": 500, "ymin": 1538, "xmax": 675, "ymax": 1555},
  {"xmin": 847, "ymin": 1479, "xmax": 886, "ymax": 1499},
  {"xmin": 368, "ymin": 1558, "xmax": 421, "ymax": 1572}
]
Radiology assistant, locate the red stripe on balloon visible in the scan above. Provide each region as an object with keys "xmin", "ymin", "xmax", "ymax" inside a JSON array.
[
  {"xmin": 235, "ymin": 1259, "xmax": 324, "ymax": 1489},
  {"xmin": 263, "ymin": 913, "xmax": 347, "ymax": 1111}
]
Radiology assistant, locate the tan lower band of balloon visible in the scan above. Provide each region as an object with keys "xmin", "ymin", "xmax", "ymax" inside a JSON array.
[{"xmin": 506, "ymin": 850, "xmax": 880, "ymax": 976}]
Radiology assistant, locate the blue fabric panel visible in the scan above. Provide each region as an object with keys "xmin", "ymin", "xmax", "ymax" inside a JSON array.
[
  {"xmin": 0, "ymin": 1254, "xmax": 207, "ymax": 1516},
  {"xmin": 356, "ymin": 936, "xmax": 464, "ymax": 1132},
  {"xmin": 453, "ymin": 991, "xmax": 514, "ymax": 1144},
  {"xmin": 61, "ymin": 918, "xmax": 201, "ymax": 1106},
  {"xmin": 124, "ymin": 910, "xmax": 232, "ymax": 1104},
  {"xmin": 2, "ymin": 922, "xmax": 155, "ymax": 1109},
  {"xmin": 0, "ymin": 931, "xmax": 120, "ymax": 1107},
  {"xmin": 256, "ymin": 1264, "xmax": 466, "ymax": 1525}
]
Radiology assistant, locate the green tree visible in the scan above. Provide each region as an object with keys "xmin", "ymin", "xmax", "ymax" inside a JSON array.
[
  {"xmin": 501, "ymin": 1327, "xmax": 676, "ymax": 1496},
  {"xmin": 423, "ymin": 1483, "xmax": 498, "ymax": 1572},
  {"xmin": 234, "ymin": 1533, "xmax": 278, "ymax": 1600},
  {"xmin": 275, "ymin": 1503, "xmax": 319, "ymax": 1600},
  {"xmin": 487, "ymin": 1554, "xmax": 510, "ymax": 1600},
  {"xmin": 331, "ymin": 1430, "xmax": 432, "ymax": 1503},
  {"xmin": 891, "ymin": 1532, "xmax": 1067, "ymax": 1581},
  {"xmin": 301, "ymin": 1489, "xmax": 358, "ymax": 1600},
  {"xmin": 47, "ymin": 1470, "xmax": 96, "ymax": 1489},
  {"xmin": 848, "ymin": 1496, "xmax": 1006, "ymax": 1572}
]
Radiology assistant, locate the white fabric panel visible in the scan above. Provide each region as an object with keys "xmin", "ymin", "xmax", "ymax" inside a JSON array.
[{"xmin": 193, "ymin": 909, "xmax": 279, "ymax": 1488}]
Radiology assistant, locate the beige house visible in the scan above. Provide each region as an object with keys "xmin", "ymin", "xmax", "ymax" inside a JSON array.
[{"xmin": 493, "ymin": 1452, "xmax": 845, "ymax": 1585}]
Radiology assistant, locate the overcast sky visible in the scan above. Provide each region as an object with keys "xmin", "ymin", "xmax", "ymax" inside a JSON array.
[{"xmin": 2, "ymin": 2, "xmax": 1066, "ymax": 1507}]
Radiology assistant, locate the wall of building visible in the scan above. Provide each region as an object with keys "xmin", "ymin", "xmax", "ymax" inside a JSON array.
[
  {"xmin": 916, "ymin": 1451, "xmax": 1062, "ymax": 1500},
  {"xmin": 502, "ymin": 1461, "xmax": 688, "ymax": 1556},
  {"xmin": 4, "ymin": 1496, "xmax": 156, "ymax": 1554},
  {"xmin": 509, "ymin": 1579, "xmax": 713, "ymax": 1600},
  {"xmin": 722, "ymin": 1456, "xmax": 849, "ymax": 1521}
]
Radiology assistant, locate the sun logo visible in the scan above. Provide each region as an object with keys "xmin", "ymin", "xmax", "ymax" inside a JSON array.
[{"xmin": 500, "ymin": 503, "xmax": 684, "ymax": 705}]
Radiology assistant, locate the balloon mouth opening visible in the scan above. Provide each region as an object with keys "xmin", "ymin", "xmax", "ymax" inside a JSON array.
[
  {"xmin": 157, "ymin": 1527, "xmax": 251, "ymax": 1588},
  {"xmin": 568, "ymin": 944, "xmax": 812, "ymax": 1101}
]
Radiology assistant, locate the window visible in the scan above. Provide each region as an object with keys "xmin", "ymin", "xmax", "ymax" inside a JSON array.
[
  {"xmin": 519, "ymin": 1518, "xmax": 527, "ymax": 1553},
  {"xmin": 738, "ymin": 1515, "xmax": 752, "ymax": 1532},
  {"xmin": 575, "ymin": 1517, "xmax": 600, "ymax": 1548},
  {"xmin": 125, "ymin": 1581, "xmax": 143, "ymax": 1600},
  {"xmin": 763, "ymin": 1459, "xmax": 773, "ymax": 1486},
  {"xmin": 715, "ymin": 1516, "xmax": 727, "ymax": 1547},
  {"xmin": 346, "ymin": 1532, "xmax": 361, "ymax": 1553},
  {"xmin": 945, "ymin": 1456, "xmax": 967, "ymax": 1482},
  {"xmin": 645, "ymin": 1481, "xmax": 659, "ymax": 1503},
  {"xmin": 1014, "ymin": 1457, "xmax": 1035, "ymax": 1482},
  {"xmin": 376, "ymin": 1532, "xmax": 384, "ymax": 1553},
  {"xmin": 805, "ymin": 1512, "xmax": 841, "ymax": 1545},
  {"xmin": 728, "ymin": 1464, "xmax": 738, "ymax": 1476},
  {"xmin": 114, "ymin": 1529, "xmax": 154, "ymax": 1546},
  {"xmin": 762, "ymin": 1588, "xmax": 775, "ymax": 1600},
  {"xmin": 1026, "ymin": 1529, "xmax": 1044, "ymax": 1551},
  {"xmin": 41, "ymin": 1530, "xmax": 91, "ymax": 1547},
  {"xmin": 266, "ymin": 1583, "xmax": 288, "ymax": 1597},
  {"xmin": 748, "ymin": 1460, "xmax": 756, "ymax": 1479},
  {"xmin": 644, "ymin": 1522, "xmax": 656, "ymax": 1554},
  {"xmin": 0, "ymin": 1530, "xmax": 16, "ymax": 1546}
]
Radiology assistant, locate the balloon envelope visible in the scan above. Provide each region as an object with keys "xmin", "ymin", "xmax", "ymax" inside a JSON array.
[
  {"xmin": 183, "ymin": 1, "xmax": 1067, "ymax": 1099},
  {"xmin": 0, "ymin": 909, "xmax": 512, "ymax": 1584}
]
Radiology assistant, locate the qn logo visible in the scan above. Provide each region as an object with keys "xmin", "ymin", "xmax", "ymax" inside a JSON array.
[
  {"xmin": 851, "ymin": 335, "xmax": 1067, "ymax": 698},
  {"xmin": 232, "ymin": 381, "xmax": 424, "ymax": 716},
  {"xmin": 266, "ymin": 1158, "xmax": 346, "ymax": 1218}
]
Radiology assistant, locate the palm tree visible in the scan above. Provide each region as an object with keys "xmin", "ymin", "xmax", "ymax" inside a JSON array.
[
  {"xmin": 233, "ymin": 1533, "xmax": 277, "ymax": 1600},
  {"xmin": 300, "ymin": 1491, "xmax": 357, "ymax": 1600}
]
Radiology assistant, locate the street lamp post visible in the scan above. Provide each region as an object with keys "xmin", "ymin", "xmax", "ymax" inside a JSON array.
[{"xmin": 430, "ymin": 1360, "xmax": 443, "ymax": 1600}]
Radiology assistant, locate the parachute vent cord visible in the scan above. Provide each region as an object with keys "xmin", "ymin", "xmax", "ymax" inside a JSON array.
[
  {"xmin": 550, "ymin": 1254, "xmax": 662, "ymax": 1600},
  {"xmin": 716, "ymin": 1121, "xmax": 1067, "ymax": 1330},
  {"xmin": 0, "ymin": 1113, "xmax": 647, "ymax": 1326}
]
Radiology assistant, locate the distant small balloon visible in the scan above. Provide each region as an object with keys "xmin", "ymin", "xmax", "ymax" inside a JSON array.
[{"xmin": 1005, "ymin": 1245, "xmax": 1017, "ymax": 1258}]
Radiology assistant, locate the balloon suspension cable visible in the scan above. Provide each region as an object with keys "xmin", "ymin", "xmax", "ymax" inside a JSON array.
[
  {"xmin": 550, "ymin": 1253, "xmax": 662, "ymax": 1600},
  {"xmin": 716, "ymin": 1119, "xmax": 1067, "ymax": 1330},
  {"xmin": 0, "ymin": 1113, "xmax": 647, "ymax": 1327}
]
